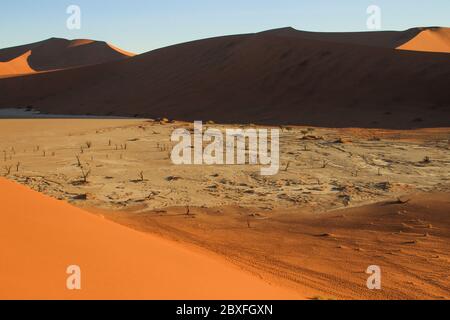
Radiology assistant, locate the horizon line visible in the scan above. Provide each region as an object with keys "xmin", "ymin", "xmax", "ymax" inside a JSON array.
[{"xmin": 1, "ymin": 25, "xmax": 448, "ymax": 54}]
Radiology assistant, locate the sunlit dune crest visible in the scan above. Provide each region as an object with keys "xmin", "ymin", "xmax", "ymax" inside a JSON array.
[
  {"xmin": 0, "ymin": 38, "xmax": 134, "ymax": 77},
  {"xmin": 397, "ymin": 27, "xmax": 450, "ymax": 53},
  {"xmin": 107, "ymin": 43, "xmax": 136, "ymax": 57},
  {"xmin": 0, "ymin": 50, "xmax": 35, "ymax": 77}
]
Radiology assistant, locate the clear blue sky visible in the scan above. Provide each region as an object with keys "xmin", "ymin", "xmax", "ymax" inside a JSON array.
[{"xmin": 1, "ymin": 0, "xmax": 449, "ymax": 53}]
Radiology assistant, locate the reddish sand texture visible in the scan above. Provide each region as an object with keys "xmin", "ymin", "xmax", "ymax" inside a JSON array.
[
  {"xmin": 398, "ymin": 27, "xmax": 450, "ymax": 53},
  {"xmin": 0, "ymin": 178, "xmax": 299, "ymax": 300}
]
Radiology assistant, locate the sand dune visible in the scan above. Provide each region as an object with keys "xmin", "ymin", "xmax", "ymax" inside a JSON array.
[
  {"xmin": 0, "ymin": 178, "xmax": 299, "ymax": 300},
  {"xmin": 0, "ymin": 38, "xmax": 133, "ymax": 77},
  {"xmin": 268, "ymin": 27, "xmax": 450, "ymax": 53},
  {"xmin": 107, "ymin": 43, "xmax": 136, "ymax": 57},
  {"xmin": 0, "ymin": 28, "xmax": 448, "ymax": 128},
  {"xmin": 398, "ymin": 27, "xmax": 450, "ymax": 53},
  {"xmin": 0, "ymin": 50, "xmax": 35, "ymax": 77},
  {"xmin": 263, "ymin": 27, "xmax": 423, "ymax": 48},
  {"xmin": 108, "ymin": 193, "xmax": 450, "ymax": 300}
]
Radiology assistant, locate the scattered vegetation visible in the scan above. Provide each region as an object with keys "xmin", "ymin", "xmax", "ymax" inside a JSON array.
[
  {"xmin": 79, "ymin": 165, "xmax": 91, "ymax": 184},
  {"xmin": 3, "ymin": 165, "xmax": 12, "ymax": 176},
  {"xmin": 284, "ymin": 161, "xmax": 291, "ymax": 172},
  {"xmin": 422, "ymin": 156, "xmax": 431, "ymax": 164},
  {"xmin": 166, "ymin": 176, "xmax": 181, "ymax": 182},
  {"xmin": 76, "ymin": 155, "xmax": 81, "ymax": 167}
]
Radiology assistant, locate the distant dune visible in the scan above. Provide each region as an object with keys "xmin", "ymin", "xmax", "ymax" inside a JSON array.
[
  {"xmin": 0, "ymin": 28, "xmax": 449, "ymax": 128},
  {"xmin": 262, "ymin": 27, "xmax": 424, "ymax": 49},
  {"xmin": 0, "ymin": 50, "xmax": 34, "ymax": 77},
  {"xmin": 0, "ymin": 38, "xmax": 134, "ymax": 78},
  {"xmin": 0, "ymin": 178, "xmax": 298, "ymax": 300},
  {"xmin": 270, "ymin": 27, "xmax": 450, "ymax": 53},
  {"xmin": 398, "ymin": 27, "xmax": 450, "ymax": 53}
]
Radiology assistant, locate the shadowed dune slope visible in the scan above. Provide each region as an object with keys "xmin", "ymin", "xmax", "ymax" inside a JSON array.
[
  {"xmin": 0, "ymin": 28, "xmax": 449, "ymax": 128},
  {"xmin": 0, "ymin": 38, "xmax": 134, "ymax": 77},
  {"xmin": 0, "ymin": 178, "xmax": 299, "ymax": 300},
  {"xmin": 269, "ymin": 27, "xmax": 450, "ymax": 53},
  {"xmin": 263, "ymin": 27, "xmax": 424, "ymax": 48},
  {"xmin": 398, "ymin": 27, "xmax": 450, "ymax": 53}
]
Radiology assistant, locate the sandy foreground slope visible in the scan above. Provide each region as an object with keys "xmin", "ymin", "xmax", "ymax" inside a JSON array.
[{"xmin": 0, "ymin": 178, "xmax": 300, "ymax": 300}]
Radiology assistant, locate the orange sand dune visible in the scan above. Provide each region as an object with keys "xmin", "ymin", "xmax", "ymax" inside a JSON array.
[
  {"xmin": 0, "ymin": 178, "xmax": 299, "ymax": 300},
  {"xmin": 398, "ymin": 27, "xmax": 450, "ymax": 53},
  {"xmin": 107, "ymin": 43, "xmax": 136, "ymax": 57},
  {"xmin": 0, "ymin": 51, "xmax": 35, "ymax": 77},
  {"xmin": 0, "ymin": 38, "xmax": 134, "ymax": 77}
]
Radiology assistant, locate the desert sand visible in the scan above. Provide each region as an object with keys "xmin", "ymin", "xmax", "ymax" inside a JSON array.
[
  {"xmin": 0, "ymin": 27, "xmax": 448, "ymax": 300},
  {"xmin": 105, "ymin": 193, "xmax": 450, "ymax": 300},
  {"xmin": 0, "ymin": 28, "xmax": 449, "ymax": 128},
  {"xmin": 0, "ymin": 38, "xmax": 133, "ymax": 78},
  {"xmin": 398, "ymin": 27, "xmax": 450, "ymax": 53},
  {"xmin": 0, "ymin": 119, "xmax": 448, "ymax": 299},
  {"xmin": 0, "ymin": 177, "xmax": 300, "ymax": 300}
]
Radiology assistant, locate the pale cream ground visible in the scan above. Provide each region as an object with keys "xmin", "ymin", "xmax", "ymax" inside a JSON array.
[{"xmin": 1, "ymin": 119, "xmax": 449, "ymax": 211}]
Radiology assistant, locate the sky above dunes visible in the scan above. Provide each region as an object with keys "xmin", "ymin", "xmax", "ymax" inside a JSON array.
[{"xmin": 1, "ymin": 0, "xmax": 449, "ymax": 54}]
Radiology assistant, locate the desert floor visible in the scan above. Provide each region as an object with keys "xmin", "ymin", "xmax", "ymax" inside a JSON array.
[{"xmin": 0, "ymin": 118, "xmax": 449, "ymax": 299}]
